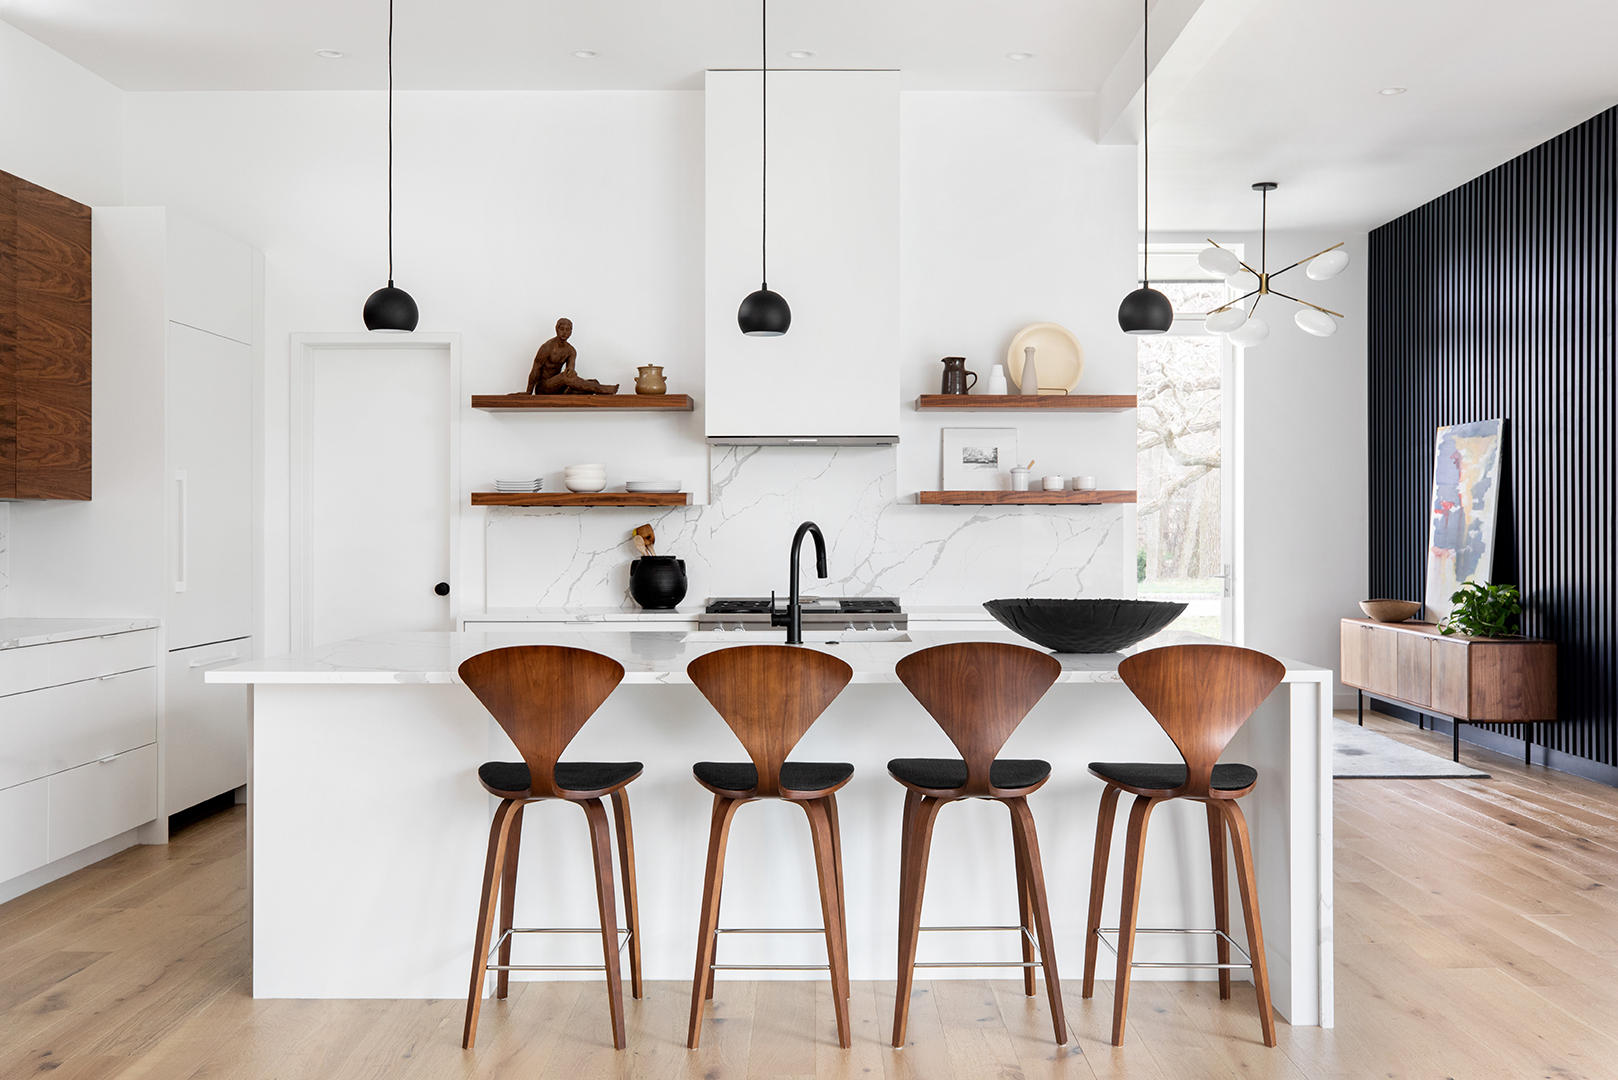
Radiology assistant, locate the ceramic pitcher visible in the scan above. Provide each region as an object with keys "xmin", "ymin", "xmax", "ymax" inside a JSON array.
[{"xmin": 939, "ymin": 357, "xmax": 977, "ymax": 395}]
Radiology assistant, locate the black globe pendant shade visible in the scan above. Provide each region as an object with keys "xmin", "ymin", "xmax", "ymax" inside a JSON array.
[
  {"xmin": 738, "ymin": 283, "xmax": 790, "ymax": 336},
  {"xmin": 1118, "ymin": 286, "xmax": 1174, "ymax": 334},
  {"xmin": 363, "ymin": 0, "xmax": 418, "ymax": 332},
  {"xmin": 364, "ymin": 281, "xmax": 419, "ymax": 332},
  {"xmin": 1117, "ymin": 0, "xmax": 1172, "ymax": 336},
  {"xmin": 739, "ymin": 0, "xmax": 789, "ymax": 337}
]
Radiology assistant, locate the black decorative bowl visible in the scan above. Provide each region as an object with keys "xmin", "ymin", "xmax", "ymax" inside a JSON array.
[{"xmin": 983, "ymin": 598, "xmax": 1188, "ymax": 654}]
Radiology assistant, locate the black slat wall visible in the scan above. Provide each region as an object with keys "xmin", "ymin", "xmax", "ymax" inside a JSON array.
[{"xmin": 1369, "ymin": 104, "xmax": 1618, "ymax": 769}]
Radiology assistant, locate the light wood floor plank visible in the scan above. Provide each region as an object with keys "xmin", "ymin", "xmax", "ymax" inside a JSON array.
[{"xmin": 7, "ymin": 733, "xmax": 1618, "ymax": 1080}]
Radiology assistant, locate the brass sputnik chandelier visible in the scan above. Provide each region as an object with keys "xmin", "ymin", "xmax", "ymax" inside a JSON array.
[{"xmin": 1198, "ymin": 182, "xmax": 1348, "ymax": 347}]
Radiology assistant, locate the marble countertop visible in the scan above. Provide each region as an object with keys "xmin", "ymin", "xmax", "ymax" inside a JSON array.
[
  {"xmin": 461, "ymin": 606, "xmax": 998, "ymax": 623},
  {"xmin": 0, "ymin": 618, "xmax": 161, "ymax": 650},
  {"xmin": 209, "ymin": 628, "xmax": 1329, "ymax": 686}
]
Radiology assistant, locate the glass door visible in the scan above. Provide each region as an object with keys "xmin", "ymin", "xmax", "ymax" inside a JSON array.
[{"xmin": 1135, "ymin": 248, "xmax": 1237, "ymax": 640}]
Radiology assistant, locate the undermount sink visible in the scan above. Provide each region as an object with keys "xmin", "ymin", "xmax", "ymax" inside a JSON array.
[{"xmin": 681, "ymin": 630, "xmax": 912, "ymax": 645}]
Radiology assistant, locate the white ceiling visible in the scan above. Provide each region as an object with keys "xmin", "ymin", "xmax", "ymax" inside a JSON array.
[
  {"xmin": 0, "ymin": 0, "xmax": 1137, "ymax": 92},
  {"xmin": 4, "ymin": 0, "xmax": 1617, "ymax": 232}
]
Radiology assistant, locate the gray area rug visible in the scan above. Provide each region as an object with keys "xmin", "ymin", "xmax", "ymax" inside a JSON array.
[{"xmin": 1333, "ymin": 718, "xmax": 1490, "ymax": 779}]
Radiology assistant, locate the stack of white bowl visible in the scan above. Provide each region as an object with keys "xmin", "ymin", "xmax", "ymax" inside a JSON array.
[
  {"xmin": 494, "ymin": 477, "xmax": 543, "ymax": 493},
  {"xmin": 563, "ymin": 463, "xmax": 607, "ymax": 493}
]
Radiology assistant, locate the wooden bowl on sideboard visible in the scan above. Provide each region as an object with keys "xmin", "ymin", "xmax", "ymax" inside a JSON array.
[{"xmin": 1359, "ymin": 599, "xmax": 1422, "ymax": 623}]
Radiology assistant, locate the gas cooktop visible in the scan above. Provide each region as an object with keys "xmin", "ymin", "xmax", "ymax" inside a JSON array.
[
  {"xmin": 700, "ymin": 596, "xmax": 905, "ymax": 630},
  {"xmin": 705, "ymin": 596, "xmax": 901, "ymax": 615}
]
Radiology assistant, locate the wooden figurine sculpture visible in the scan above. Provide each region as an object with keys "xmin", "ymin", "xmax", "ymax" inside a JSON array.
[{"xmin": 525, "ymin": 318, "xmax": 619, "ymax": 395}]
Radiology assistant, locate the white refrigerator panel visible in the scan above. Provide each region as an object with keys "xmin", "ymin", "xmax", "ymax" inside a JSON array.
[
  {"xmin": 165, "ymin": 637, "xmax": 251, "ymax": 814},
  {"xmin": 705, "ymin": 70, "xmax": 900, "ymax": 442},
  {"xmin": 167, "ymin": 322, "xmax": 254, "ymax": 650}
]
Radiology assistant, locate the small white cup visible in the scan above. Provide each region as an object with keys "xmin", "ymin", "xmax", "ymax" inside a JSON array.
[
  {"xmin": 1009, "ymin": 467, "xmax": 1030, "ymax": 491},
  {"xmin": 986, "ymin": 364, "xmax": 1009, "ymax": 396},
  {"xmin": 1041, "ymin": 475, "xmax": 1065, "ymax": 491},
  {"xmin": 1073, "ymin": 475, "xmax": 1098, "ymax": 491}
]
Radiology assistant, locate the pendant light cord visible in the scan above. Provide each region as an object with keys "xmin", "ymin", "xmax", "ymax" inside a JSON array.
[
  {"xmin": 1141, "ymin": 0, "xmax": 1149, "ymax": 288},
  {"xmin": 387, "ymin": 0, "xmax": 395, "ymax": 285},
  {"xmin": 760, "ymin": 0, "xmax": 768, "ymax": 288},
  {"xmin": 1260, "ymin": 185, "xmax": 1267, "ymax": 272}
]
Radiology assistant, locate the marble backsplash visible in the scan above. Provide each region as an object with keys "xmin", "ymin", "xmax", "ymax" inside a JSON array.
[{"xmin": 485, "ymin": 446, "xmax": 1133, "ymax": 609}]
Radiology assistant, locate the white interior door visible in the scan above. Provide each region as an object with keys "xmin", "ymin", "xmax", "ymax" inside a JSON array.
[
  {"xmin": 295, "ymin": 340, "xmax": 455, "ymax": 648},
  {"xmin": 168, "ymin": 322, "xmax": 254, "ymax": 650}
]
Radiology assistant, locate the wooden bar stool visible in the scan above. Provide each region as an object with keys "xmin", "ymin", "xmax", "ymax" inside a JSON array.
[
  {"xmin": 458, "ymin": 645, "xmax": 644, "ymax": 1051},
  {"xmin": 685, "ymin": 644, "xmax": 856, "ymax": 1050},
  {"xmin": 890, "ymin": 641, "xmax": 1067, "ymax": 1047},
  {"xmin": 1081, "ymin": 643, "xmax": 1286, "ymax": 1047}
]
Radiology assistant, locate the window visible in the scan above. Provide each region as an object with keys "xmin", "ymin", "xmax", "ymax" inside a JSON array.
[{"xmin": 1136, "ymin": 248, "xmax": 1235, "ymax": 639}]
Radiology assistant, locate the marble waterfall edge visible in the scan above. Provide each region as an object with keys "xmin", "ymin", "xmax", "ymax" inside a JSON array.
[{"xmin": 485, "ymin": 446, "xmax": 1132, "ymax": 608}]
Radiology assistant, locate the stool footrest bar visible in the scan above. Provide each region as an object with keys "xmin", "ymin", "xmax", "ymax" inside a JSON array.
[
  {"xmin": 1092, "ymin": 927, "xmax": 1253, "ymax": 969},
  {"xmin": 711, "ymin": 963, "xmax": 831, "ymax": 971}
]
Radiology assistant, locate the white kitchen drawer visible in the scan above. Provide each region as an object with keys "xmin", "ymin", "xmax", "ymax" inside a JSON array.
[
  {"xmin": 0, "ymin": 777, "xmax": 49, "ymax": 882},
  {"xmin": 47, "ymin": 743, "xmax": 158, "ymax": 862},
  {"xmin": 165, "ymin": 637, "xmax": 251, "ymax": 814},
  {"xmin": 0, "ymin": 629, "xmax": 157, "ymax": 699},
  {"xmin": 0, "ymin": 667, "xmax": 158, "ymax": 790}
]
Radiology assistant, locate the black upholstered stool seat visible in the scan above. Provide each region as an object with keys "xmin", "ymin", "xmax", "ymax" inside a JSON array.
[
  {"xmin": 693, "ymin": 760, "xmax": 854, "ymax": 796},
  {"xmin": 887, "ymin": 757, "xmax": 1052, "ymax": 793},
  {"xmin": 478, "ymin": 760, "xmax": 644, "ymax": 796},
  {"xmin": 1087, "ymin": 761, "xmax": 1258, "ymax": 795}
]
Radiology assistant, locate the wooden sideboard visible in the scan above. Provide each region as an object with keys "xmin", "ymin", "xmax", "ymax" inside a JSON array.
[{"xmin": 1340, "ymin": 617, "xmax": 1557, "ymax": 764}]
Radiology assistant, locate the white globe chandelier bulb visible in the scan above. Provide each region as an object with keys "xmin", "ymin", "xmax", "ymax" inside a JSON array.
[
  {"xmin": 1198, "ymin": 246, "xmax": 1242, "ymax": 276},
  {"xmin": 1228, "ymin": 317, "xmax": 1270, "ymax": 347},
  {"xmin": 1226, "ymin": 269, "xmax": 1259, "ymax": 293},
  {"xmin": 1205, "ymin": 307, "xmax": 1247, "ymax": 334},
  {"xmin": 1306, "ymin": 248, "xmax": 1349, "ymax": 281},
  {"xmin": 1295, "ymin": 308, "xmax": 1337, "ymax": 337}
]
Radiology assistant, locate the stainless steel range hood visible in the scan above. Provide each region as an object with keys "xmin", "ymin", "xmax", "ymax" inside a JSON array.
[
  {"xmin": 704, "ymin": 70, "xmax": 900, "ymax": 447},
  {"xmin": 706, "ymin": 433, "xmax": 899, "ymax": 446}
]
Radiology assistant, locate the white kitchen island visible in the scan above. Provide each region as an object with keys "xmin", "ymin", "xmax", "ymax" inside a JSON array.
[{"xmin": 212, "ymin": 628, "xmax": 1334, "ymax": 1027}]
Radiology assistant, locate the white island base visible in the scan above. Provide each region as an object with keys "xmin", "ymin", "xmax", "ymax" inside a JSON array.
[{"xmin": 217, "ymin": 629, "xmax": 1333, "ymax": 1027}]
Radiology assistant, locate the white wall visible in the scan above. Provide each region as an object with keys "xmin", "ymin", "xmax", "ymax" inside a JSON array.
[
  {"xmin": 123, "ymin": 90, "xmax": 709, "ymax": 651},
  {"xmin": 1162, "ymin": 229, "xmax": 1369, "ymax": 701},
  {"xmin": 0, "ymin": 19, "xmax": 122, "ymax": 206},
  {"xmin": 121, "ymin": 89, "xmax": 1142, "ymax": 634},
  {"xmin": 0, "ymin": 19, "xmax": 126, "ymax": 617}
]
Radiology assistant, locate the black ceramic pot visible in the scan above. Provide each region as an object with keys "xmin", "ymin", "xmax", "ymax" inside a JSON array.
[{"xmin": 629, "ymin": 556, "xmax": 687, "ymax": 610}]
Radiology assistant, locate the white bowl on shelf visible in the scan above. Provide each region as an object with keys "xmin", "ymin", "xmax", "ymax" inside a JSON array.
[{"xmin": 564, "ymin": 476, "xmax": 608, "ymax": 493}]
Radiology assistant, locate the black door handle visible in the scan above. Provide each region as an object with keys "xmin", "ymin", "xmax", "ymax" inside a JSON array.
[{"xmin": 435, "ymin": 582, "xmax": 450, "ymax": 596}]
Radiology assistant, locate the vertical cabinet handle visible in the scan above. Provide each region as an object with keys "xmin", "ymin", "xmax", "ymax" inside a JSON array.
[{"xmin": 174, "ymin": 470, "xmax": 188, "ymax": 593}]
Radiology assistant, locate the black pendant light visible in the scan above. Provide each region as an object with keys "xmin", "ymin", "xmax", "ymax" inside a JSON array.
[
  {"xmin": 1118, "ymin": 0, "xmax": 1173, "ymax": 335},
  {"xmin": 363, "ymin": 0, "xmax": 419, "ymax": 332},
  {"xmin": 737, "ymin": 0, "xmax": 790, "ymax": 336}
]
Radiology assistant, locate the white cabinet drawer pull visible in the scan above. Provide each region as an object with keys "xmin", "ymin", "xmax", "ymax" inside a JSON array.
[
  {"xmin": 99, "ymin": 672, "xmax": 123, "ymax": 680},
  {"xmin": 98, "ymin": 755, "xmax": 119, "ymax": 764},
  {"xmin": 189, "ymin": 653, "xmax": 242, "ymax": 669}
]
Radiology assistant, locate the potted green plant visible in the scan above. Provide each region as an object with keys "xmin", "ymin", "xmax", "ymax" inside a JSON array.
[{"xmin": 1438, "ymin": 581, "xmax": 1523, "ymax": 638}]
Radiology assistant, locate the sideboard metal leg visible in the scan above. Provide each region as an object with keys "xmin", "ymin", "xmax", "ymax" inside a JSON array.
[
  {"xmin": 1453, "ymin": 720, "xmax": 1460, "ymax": 763},
  {"xmin": 1357, "ymin": 690, "xmax": 1363, "ymax": 726},
  {"xmin": 1524, "ymin": 722, "xmax": 1533, "ymax": 767}
]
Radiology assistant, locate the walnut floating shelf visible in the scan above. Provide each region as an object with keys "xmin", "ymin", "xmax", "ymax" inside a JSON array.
[
  {"xmin": 915, "ymin": 394, "xmax": 1136, "ymax": 411},
  {"xmin": 471, "ymin": 492, "xmax": 691, "ymax": 507},
  {"xmin": 472, "ymin": 393, "xmax": 695, "ymax": 412},
  {"xmin": 918, "ymin": 490, "xmax": 1136, "ymax": 505}
]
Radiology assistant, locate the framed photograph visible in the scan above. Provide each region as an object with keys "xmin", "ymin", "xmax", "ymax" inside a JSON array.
[{"xmin": 941, "ymin": 427, "xmax": 1018, "ymax": 491}]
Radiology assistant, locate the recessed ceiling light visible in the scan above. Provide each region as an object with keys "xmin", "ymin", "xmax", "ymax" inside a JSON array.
[
  {"xmin": 573, "ymin": 49, "xmax": 599, "ymax": 59},
  {"xmin": 1007, "ymin": 52, "xmax": 1034, "ymax": 61},
  {"xmin": 1379, "ymin": 86, "xmax": 1407, "ymax": 96},
  {"xmin": 787, "ymin": 50, "xmax": 815, "ymax": 60},
  {"xmin": 315, "ymin": 49, "xmax": 345, "ymax": 59}
]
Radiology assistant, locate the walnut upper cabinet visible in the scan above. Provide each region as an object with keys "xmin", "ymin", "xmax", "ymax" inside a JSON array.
[
  {"xmin": 0, "ymin": 169, "xmax": 92, "ymax": 501},
  {"xmin": 1340, "ymin": 618, "xmax": 1556, "ymax": 722}
]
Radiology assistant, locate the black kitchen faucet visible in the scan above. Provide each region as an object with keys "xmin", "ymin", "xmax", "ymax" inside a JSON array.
[{"xmin": 772, "ymin": 521, "xmax": 827, "ymax": 645}]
